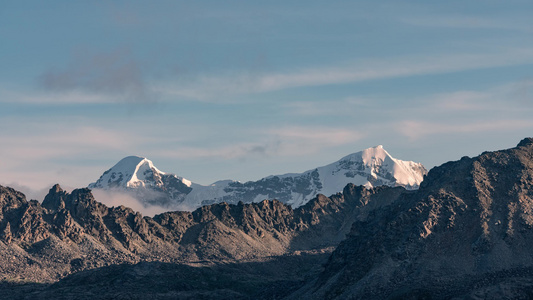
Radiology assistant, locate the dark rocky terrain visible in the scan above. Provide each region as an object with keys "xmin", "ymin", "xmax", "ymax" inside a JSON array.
[
  {"xmin": 2, "ymin": 138, "xmax": 533, "ymax": 299},
  {"xmin": 0, "ymin": 177, "xmax": 404, "ymax": 298},
  {"xmin": 291, "ymin": 137, "xmax": 533, "ymax": 299}
]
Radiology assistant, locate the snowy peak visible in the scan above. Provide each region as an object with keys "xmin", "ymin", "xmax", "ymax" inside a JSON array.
[
  {"xmin": 89, "ymin": 146, "xmax": 427, "ymax": 211},
  {"xmin": 90, "ymin": 156, "xmax": 153, "ymax": 189},
  {"xmin": 334, "ymin": 145, "xmax": 389, "ymax": 167},
  {"xmin": 185, "ymin": 145, "xmax": 427, "ymax": 208},
  {"xmin": 336, "ymin": 145, "xmax": 392, "ymax": 167},
  {"xmin": 89, "ymin": 156, "xmax": 192, "ymax": 193},
  {"xmin": 336, "ymin": 145, "xmax": 426, "ymax": 189},
  {"xmin": 125, "ymin": 156, "xmax": 166, "ymax": 188},
  {"xmin": 291, "ymin": 145, "xmax": 426, "ymax": 206},
  {"xmin": 361, "ymin": 144, "xmax": 388, "ymax": 164}
]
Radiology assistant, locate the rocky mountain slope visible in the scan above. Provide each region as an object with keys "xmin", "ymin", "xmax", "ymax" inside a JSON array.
[
  {"xmin": 291, "ymin": 137, "xmax": 533, "ymax": 299},
  {"xmin": 4, "ymin": 138, "xmax": 533, "ymax": 299},
  {"xmin": 90, "ymin": 145, "xmax": 426, "ymax": 211},
  {"xmin": 0, "ymin": 181, "xmax": 403, "ymax": 286}
]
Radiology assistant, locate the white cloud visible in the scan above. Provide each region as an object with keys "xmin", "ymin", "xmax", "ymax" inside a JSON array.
[
  {"xmin": 0, "ymin": 182, "xmax": 50, "ymax": 201},
  {"xmin": 91, "ymin": 189, "xmax": 172, "ymax": 217}
]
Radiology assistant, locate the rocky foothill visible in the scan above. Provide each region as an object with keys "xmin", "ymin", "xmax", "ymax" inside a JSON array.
[{"xmin": 0, "ymin": 175, "xmax": 402, "ymax": 298}]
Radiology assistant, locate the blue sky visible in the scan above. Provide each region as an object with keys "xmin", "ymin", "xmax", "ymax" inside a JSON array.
[{"xmin": 1, "ymin": 1, "xmax": 533, "ymax": 198}]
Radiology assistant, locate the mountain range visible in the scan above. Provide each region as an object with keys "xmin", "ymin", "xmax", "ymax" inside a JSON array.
[
  {"xmin": 0, "ymin": 180, "xmax": 397, "ymax": 298},
  {"xmin": 1, "ymin": 138, "xmax": 533, "ymax": 298},
  {"xmin": 89, "ymin": 145, "xmax": 427, "ymax": 211}
]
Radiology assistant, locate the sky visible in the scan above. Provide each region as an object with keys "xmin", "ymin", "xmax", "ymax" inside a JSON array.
[{"xmin": 1, "ymin": 1, "xmax": 533, "ymax": 200}]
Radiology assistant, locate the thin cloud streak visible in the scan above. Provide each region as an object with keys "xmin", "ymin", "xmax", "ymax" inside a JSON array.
[
  {"xmin": 283, "ymin": 97, "xmax": 377, "ymax": 116},
  {"xmin": 0, "ymin": 125, "xmax": 151, "ymax": 189},
  {"xmin": 3, "ymin": 50, "xmax": 533, "ymax": 105},
  {"xmin": 0, "ymin": 126, "xmax": 135, "ymax": 160},
  {"xmin": 396, "ymin": 119, "xmax": 533, "ymax": 141},
  {"xmin": 420, "ymin": 79, "xmax": 533, "ymax": 113},
  {"xmin": 0, "ymin": 89, "xmax": 114, "ymax": 104},
  {"xmin": 402, "ymin": 15, "xmax": 533, "ymax": 32},
  {"xmin": 155, "ymin": 127, "xmax": 363, "ymax": 160},
  {"xmin": 157, "ymin": 49, "xmax": 533, "ymax": 101}
]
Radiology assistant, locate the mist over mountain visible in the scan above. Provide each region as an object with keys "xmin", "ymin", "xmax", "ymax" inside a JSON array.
[{"xmin": 89, "ymin": 145, "xmax": 426, "ymax": 213}]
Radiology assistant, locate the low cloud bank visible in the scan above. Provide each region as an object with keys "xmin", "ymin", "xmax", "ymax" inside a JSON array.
[
  {"xmin": 2, "ymin": 182, "xmax": 198, "ymax": 217},
  {"xmin": 91, "ymin": 189, "xmax": 169, "ymax": 217},
  {"xmin": 2, "ymin": 182, "xmax": 74, "ymax": 202},
  {"xmin": 91, "ymin": 189, "xmax": 196, "ymax": 217}
]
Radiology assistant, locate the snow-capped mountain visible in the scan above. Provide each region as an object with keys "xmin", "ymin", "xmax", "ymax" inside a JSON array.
[
  {"xmin": 89, "ymin": 146, "xmax": 427, "ymax": 211},
  {"xmin": 88, "ymin": 156, "xmax": 193, "ymax": 207}
]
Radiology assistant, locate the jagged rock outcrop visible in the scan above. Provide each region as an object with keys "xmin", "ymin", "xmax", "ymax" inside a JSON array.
[
  {"xmin": 293, "ymin": 137, "xmax": 533, "ymax": 299},
  {"xmin": 0, "ymin": 181, "xmax": 403, "ymax": 283}
]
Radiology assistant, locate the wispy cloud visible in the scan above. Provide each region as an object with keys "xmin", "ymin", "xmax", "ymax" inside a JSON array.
[
  {"xmin": 0, "ymin": 88, "xmax": 114, "ymax": 104},
  {"xmin": 155, "ymin": 126, "xmax": 363, "ymax": 160},
  {"xmin": 38, "ymin": 49, "xmax": 155, "ymax": 103},
  {"xmin": 268, "ymin": 126, "xmax": 363, "ymax": 146},
  {"xmin": 389, "ymin": 79, "xmax": 533, "ymax": 140},
  {"xmin": 419, "ymin": 79, "xmax": 533, "ymax": 112},
  {"xmin": 428, "ymin": 91, "xmax": 491, "ymax": 111},
  {"xmin": 156, "ymin": 49, "xmax": 533, "ymax": 101},
  {"xmin": 0, "ymin": 182, "xmax": 52, "ymax": 202},
  {"xmin": 0, "ymin": 126, "xmax": 135, "ymax": 160},
  {"xmin": 283, "ymin": 97, "xmax": 376, "ymax": 116},
  {"xmin": 91, "ymin": 189, "xmax": 175, "ymax": 217},
  {"xmin": 155, "ymin": 141, "xmax": 281, "ymax": 160},
  {"xmin": 396, "ymin": 119, "xmax": 533, "ymax": 140},
  {"xmin": 0, "ymin": 124, "xmax": 151, "ymax": 189},
  {"xmin": 2, "ymin": 49, "xmax": 531, "ymax": 106},
  {"xmin": 402, "ymin": 15, "xmax": 533, "ymax": 32}
]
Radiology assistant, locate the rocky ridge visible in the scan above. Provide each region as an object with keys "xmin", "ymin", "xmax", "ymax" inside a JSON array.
[
  {"xmin": 3, "ymin": 138, "xmax": 533, "ymax": 298},
  {"xmin": 292, "ymin": 137, "xmax": 533, "ymax": 299},
  {"xmin": 0, "ymin": 181, "xmax": 403, "ymax": 285}
]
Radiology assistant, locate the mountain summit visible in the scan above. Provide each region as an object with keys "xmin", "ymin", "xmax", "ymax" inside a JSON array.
[
  {"xmin": 88, "ymin": 156, "xmax": 193, "ymax": 207},
  {"xmin": 89, "ymin": 146, "xmax": 427, "ymax": 211}
]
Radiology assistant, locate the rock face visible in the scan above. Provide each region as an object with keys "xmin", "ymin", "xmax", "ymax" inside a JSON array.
[
  {"xmin": 0, "ymin": 182, "xmax": 403, "ymax": 284},
  {"xmin": 294, "ymin": 137, "xmax": 533, "ymax": 299},
  {"xmin": 89, "ymin": 146, "xmax": 426, "ymax": 210}
]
